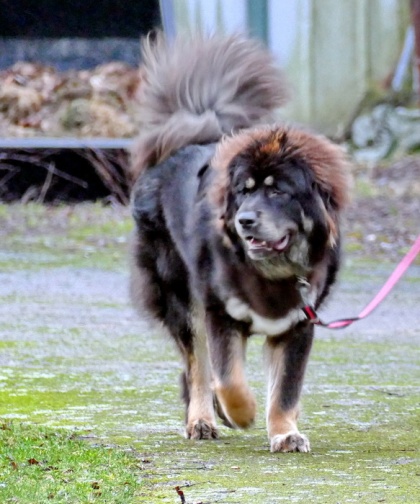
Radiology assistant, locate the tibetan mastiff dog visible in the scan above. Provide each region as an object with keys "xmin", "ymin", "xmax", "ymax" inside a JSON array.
[{"xmin": 130, "ymin": 33, "xmax": 351, "ymax": 452}]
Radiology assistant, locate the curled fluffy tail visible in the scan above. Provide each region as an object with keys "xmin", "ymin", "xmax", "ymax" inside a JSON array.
[{"xmin": 131, "ymin": 32, "xmax": 288, "ymax": 179}]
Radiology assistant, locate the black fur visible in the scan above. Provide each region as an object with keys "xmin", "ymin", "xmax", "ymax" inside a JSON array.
[
  {"xmin": 130, "ymin": 34, "xmax": 350, "ymax": 451},
  {"xmin": 131, "ymin": 137, "xmax": 342, "ymax": 450}
]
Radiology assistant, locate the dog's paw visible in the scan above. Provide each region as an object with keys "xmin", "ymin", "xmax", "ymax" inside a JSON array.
[
  {"xmin": 270, "ymin": 432, "xmax": 310, "ymax": 453},
  {"xmin": 185, "ymin": 419, "xmax": 218, "ymax": 440},
  {"xmin": 225, "ymin": 398, "xmax": 256, "ymax": 429},
  {"xmin": 215, "ymin": 385, "xmax": 256, "ymax": 429},
  {"xmin": 214, "ymin": 394, "xmax": 236, "ymax": 428}
]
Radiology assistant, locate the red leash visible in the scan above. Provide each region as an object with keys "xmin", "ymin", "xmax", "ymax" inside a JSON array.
[{"xmin": 301, "ymin": 235, "xmax": 420, "ymax": 329}]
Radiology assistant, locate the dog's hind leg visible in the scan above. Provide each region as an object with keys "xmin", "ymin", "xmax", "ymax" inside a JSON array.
[
  {"xmin": 206, "ymin": 311, "xmax": 256, "ymax": 429},
  {"xmin": 130, "ymin": 238, "xmax": 217, "ymax": 439},
  {"xmin": 264, "ymin": 323, "xmax": 314, "ymax": 452}
]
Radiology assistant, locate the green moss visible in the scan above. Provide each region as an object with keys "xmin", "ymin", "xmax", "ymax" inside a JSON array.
[
  {"xmin": 354, "ymin": 178, "xmax": 379, "ymax": 198},
  {"xmin": 3, "ymin": 330, "xmax": 415, "ymax": 503},
  {"xmin": 345, "ymin": 242, "xmax": 364, "ymax": 253},
  {"xmin": 0, "ymin": 340, "xmax": 18, "ymax": 349},
  {"xmin": 0, "ymin": 202, "xmax": 133, "ymax": 272},
  {"xmin": 129, "ymin": 422, "xmax": 418, "ymax": 503}
]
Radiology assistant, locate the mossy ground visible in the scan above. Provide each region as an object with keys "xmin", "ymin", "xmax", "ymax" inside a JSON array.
[{"xmin": 0, "ymin": 203, "xmax": 419, "ymax": 503}]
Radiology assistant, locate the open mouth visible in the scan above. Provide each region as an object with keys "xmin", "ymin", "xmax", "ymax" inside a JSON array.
[{"xmin": 246, "ymin": 233, "xmax": 291, "ymax": 253}]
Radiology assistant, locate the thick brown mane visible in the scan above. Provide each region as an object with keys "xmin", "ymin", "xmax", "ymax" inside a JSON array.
[{"xmin": 210, "ymin": 126, "xmax": 352, "ymax": 212}]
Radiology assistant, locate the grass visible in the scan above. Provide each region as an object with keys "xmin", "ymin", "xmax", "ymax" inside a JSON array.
[{"xmin": 0, "ymin": 422, "xmax": 141, "ymax": 503}]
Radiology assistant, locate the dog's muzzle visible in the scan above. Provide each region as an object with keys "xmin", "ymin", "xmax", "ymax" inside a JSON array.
[{"xmin": 235, "ymin": 211, "xmax": 297, "ymax": 258}]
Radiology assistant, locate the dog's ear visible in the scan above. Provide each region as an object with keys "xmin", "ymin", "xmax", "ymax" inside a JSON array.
[
  {"xmin": 222, "ymin": 188, "xmax": 237, "ymax": 230},
  {"xmin": 284, "ymin": 128, "xmax": 352, "ymax": 248},
  {"xmin": 197, "ymin": 164, "xmax": 209, "ymax": 179},
  {"xmin": 197, "ymin": 160, "xmax": 232, "ymax": 240},
  {"xmin": 314, "ymin": 185, "xmax": 339, "ymax": 248},
  {"xmin": 196, "ymin": 164, "xmax": 210, "ymax": 196},
  {"xmin": 286, "ymin": 129, "xmax": 352, "ymax": 212},
  {"xmin": 206, "ymin": 162, "xmax": 243, "ymax": 252}
]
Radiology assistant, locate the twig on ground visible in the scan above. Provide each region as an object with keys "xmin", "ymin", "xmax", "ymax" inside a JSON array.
[{"xmin": 175, "ymin": 486, "xmax": 186, "ymax": 504}]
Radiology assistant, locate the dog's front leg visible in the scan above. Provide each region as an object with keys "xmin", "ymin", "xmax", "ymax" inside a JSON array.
[
  {"xmin": 184, "ymin": 312, "xmax": 218, "ymax": 440},
  {"xmin": 265, "ymin": 323, "xmax": 314, "ymax": 452},
  {"xmin": 206, "ymin": 310, "xmax": 256, "ymax": 429}
]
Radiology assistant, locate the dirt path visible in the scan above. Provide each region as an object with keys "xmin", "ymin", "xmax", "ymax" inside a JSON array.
[{"xmin": 0, "ymin": 203, "xmax": 419, "ymax": 503}]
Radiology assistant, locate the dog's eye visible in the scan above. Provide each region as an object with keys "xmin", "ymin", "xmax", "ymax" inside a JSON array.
[
  {"xmin": 238, "ymin": 186, "xmax": 252, "ymax": 196},
  {"xmin": 268, "ymin": 187, "xmax": 290, "ymax": 201}
]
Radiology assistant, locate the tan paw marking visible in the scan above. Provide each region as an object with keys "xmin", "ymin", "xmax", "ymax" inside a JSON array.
[
  {"xmin": 186, "ymin": 419, "xmax": 218, "ymax": 440},
  {"xmin": 270, "ymin": 431, "xmax": 310, "ymax": 453},
  {"xmin": 215, "ymin": 385, "xmax": 256, "ymax": 429}
]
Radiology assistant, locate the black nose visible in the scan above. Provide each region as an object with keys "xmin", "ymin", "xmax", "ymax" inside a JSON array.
[{"xmin": 237, "ymin": 211, "xmax": 258, "ymax": 229}]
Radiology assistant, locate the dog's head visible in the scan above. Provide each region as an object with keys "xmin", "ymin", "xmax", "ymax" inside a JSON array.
[{"xmin": 210, "ymin": 128, "xmax": 351, "ymax": 279}]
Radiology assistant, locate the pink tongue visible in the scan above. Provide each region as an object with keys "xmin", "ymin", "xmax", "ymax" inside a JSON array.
[{"xmin": 273, "ymin": 234, "xmax": 290, "ymax": 251}]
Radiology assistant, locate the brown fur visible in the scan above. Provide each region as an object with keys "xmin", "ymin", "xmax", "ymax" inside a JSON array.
[{"xmin": 213, "ymin": 335, "xmax": 256, "ymax": 428}]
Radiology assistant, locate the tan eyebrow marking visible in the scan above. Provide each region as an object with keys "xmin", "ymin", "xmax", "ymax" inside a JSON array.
[
  {"xmin": 264, "ymin": 175, "xmax": 274, "ymax": 186},
  {"xmin": 245, "ymin": 177, "xmax": 256, "ymax": 189}
]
